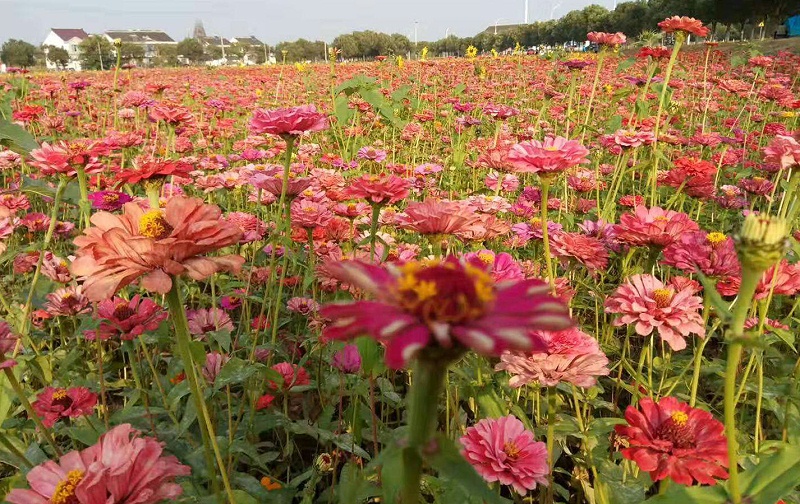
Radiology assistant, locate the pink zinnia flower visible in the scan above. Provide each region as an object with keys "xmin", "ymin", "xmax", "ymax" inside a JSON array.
[
  {"xmin": 32, "ymin": 387, "xmax": 97, "ymax": 427},
  {"xmin": 497, "ymin": 327, "xmax": 610, "ymax": 388},
  {"xmin": 332, "ymin": 344, "xmax": 362, "ymax": 373},
  {"xmin": 187, "ymin": 308, "xmax": 234, "ymax": 336},
  {"xmin": 319, "ymin": 256, "xmax": 572, "ymax": 368},
  {"xmin": 616, "ymin": 206, "xmax": 699, "ymax": 248},
  {"xmin": 763, "ymin": 135, "xmax": 800, "ymax": 171},
  {"xmin": 94, "ymin": 295, "xmax": 168, "ymax": 340},
  {"xmin": 463, "ymin": 249, "xmax": 525, "ymax": 282},
  {"xmin": 88, "ymin": 191, "xmax": 133, "ymax": 211},
  {"xmin": 460, "ymin": 415, "xmax": 549, "ymax": 494},
  {"xmin": 605, "ymin": 274, "xmax": 705, "ymax": 351},
  {"xmin": 269, "ymin": 362, "xmax": 311, "ymax": 391},
  {"xmin": 291, "ymin": 199, "xmax": 333, "ymax": 229},
  {"xmin": 658, "ymin": 16, "xmax": 710, "ymax": 37},
  {"xmin": 356, "ymin": 146, "xmax": 387, "ymax": 162},
  {"xmin": 44, "ymin": 285, "xmax": 91, "ymax": 317},
  {"xmin": 250, "ymin": 105, "xmax": 329, "ymax": 137},
  {"xmin": 614, "ymin": 397, "xmax": 728, "ymax": 485},
  {"xmin": 662, "ymin": 231, "xmax": 740, "ymax": 279},
  {"xmin": 396, "ymin": 199, "xmax": 483, "ymax": 238},
  {"xmin": 344, "ymin": 174, "xmax": 411, "ymax": 205},
  {"xmin": 508, "ymin": 136, "xmax": 589, "ymax": 175},
  {"xmin": 587, "ymin": 31, "xmax": 627, "ymax": 46},
  {"xmin": 550, "ymin": 231, "xmax": 609, "ymax": 272},
  {"xmin": 202, "ymin": 351, "xmax": 230, "ymax": 383},
  {"xmin": 6, "ymin": 423, "xmax": 190, "ymax": 504}
]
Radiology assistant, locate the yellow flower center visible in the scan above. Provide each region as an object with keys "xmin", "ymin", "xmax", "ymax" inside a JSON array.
[
  {"xmin": 706, "ymin": 232, "xmax": 726, "ymax": 246},
  {"xmin": 544, "ymin": 146, "xmax": 559, "ymax": 151},
  {"xmin": 654, "ymin": 216, "xmax": 669, "ymax": 222},
  {"xmin": 670, "ymin": 411, "xmax": 688, "ymax": 426},
  {"xmin": 51, "ymin": 470, "xmax": 83, "ymax": 504},
  {"xmin": 102, "ymin": 193, "xmax": 120, "ymax": 203},
  {"xmin": 477, "ymin": 252, "xmax": 495, "ymax": 265},
  {"xmin": 395, "ymin": 259, "xmax": 495, "ymax": 325},
  {"xmin": 504, "ymin": 441, "xmax": 521, "ymax": 459},
  {"xmin": 139, "ymin": 210, "xmax": 172, "ymax": 239},
  {"xmin": 51, "ymin": 388, "xmax": 68, "ymax": 401},
  {"xmin": 652, "ymin": 288, "xmax": 673, "ymax": 308}
]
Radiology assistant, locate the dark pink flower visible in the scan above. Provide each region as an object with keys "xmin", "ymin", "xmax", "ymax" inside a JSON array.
[
  {"xmin": 508, "ymin": 136, "xmax": 589, "ymax": 175},
  {"xmin": 250, "ymin": 105, "xmax": 329, "ymax": 137},
  {"xmin": 94, "ymin": 295, "xmax": 168, "ymax": 340},
  {"xmin": 319, "ymin": 256, "xmax": 572, "ymax": 368},
  {"xmin": 32, "ymin": 387, "xmax": 97, "ymax": 427},
  {"xmin": 616, "ymin": 206, "xmax": 699, "ymax": 248}
]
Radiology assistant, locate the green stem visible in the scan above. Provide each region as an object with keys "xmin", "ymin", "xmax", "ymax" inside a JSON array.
[
  {"xmin": 724, "ymin": 265, "xmax": 759, "ymax": 504},
  {"xmin": 401, "ymin": 357, "xmax": 448, "ymax": 504},
  {"xmin": 368, "ymin": 203, "xmax": 382, "ymax": 262},
  {"xmin": 540, "ymin": 177, "xmax": 555, "ymax": 292},
  {"xmin": 166, "ymin": 279, "xmax": 235, "ymax": 503},
  {"xmin": 546, "ymin": 387, "xmax": 558, "ymax": 502},
  {"xmin": 75, "ymin": 166, "xmax": 91, "ymax": 229},
  {"xmin": 1, "ymin": 364, "xmax": 62, "ymax": 457}
]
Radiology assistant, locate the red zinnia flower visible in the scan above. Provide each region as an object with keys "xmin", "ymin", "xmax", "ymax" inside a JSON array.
[
  {"xmin": 32, "ymin": 386, "xmax": 97, "ymax": 427},
  {"xmin": 93, "ymin": 295, "xmax": 168, "ymax": 340},
  {"xmin": 319, "ymin": 256, "xmax": 572, "ymax": 368},
  {"xmin": 658, "ymin": 16, "xmax": 710, "ymax": 37},
  {"xmin": 614, "ymin": 397, "xmax": 728, "ymax": 485},
  {"xmin": 116, "ymin": 159, "xmax": 193, "ymax": 186}
]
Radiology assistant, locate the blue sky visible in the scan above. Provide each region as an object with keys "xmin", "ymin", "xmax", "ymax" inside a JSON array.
[{"xmin": 2, "ymin": 0, "xmax": 617, "ymax": 45}]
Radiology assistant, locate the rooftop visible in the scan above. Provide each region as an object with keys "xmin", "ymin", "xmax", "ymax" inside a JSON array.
[
  {"xmin": 105, "ymin": 30, "xmax": 175, "ymax": 43},
  {"xmin": 51, "ymin": 28, "xmax": 89, "ymax": 41}
]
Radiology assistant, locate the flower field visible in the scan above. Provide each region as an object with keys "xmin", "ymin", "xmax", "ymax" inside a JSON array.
[{"xmin": 1, "ymin": 16, "xmax": 800, "ymax": 504}]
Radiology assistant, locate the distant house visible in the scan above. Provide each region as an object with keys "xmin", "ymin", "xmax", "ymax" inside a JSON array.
[
  {"xmin": 42, "ymin": 28, "xmax": 89, "ymax": 70},
  {"xmin": 230, "ymin": 36, "xmax": 266, "ymax": 65},
  {"xmin": 104, "ymin": 30, "xmax": 176, "ymax": 66}
]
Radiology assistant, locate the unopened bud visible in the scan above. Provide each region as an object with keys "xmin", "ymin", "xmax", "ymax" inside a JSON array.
[
  {"xmin": 736, "ymin": 213, "xmax": 789, "ymax": 271},
  {"xmin": 315, "ymin": 453, "xmax": 334, "ymax": 473}
]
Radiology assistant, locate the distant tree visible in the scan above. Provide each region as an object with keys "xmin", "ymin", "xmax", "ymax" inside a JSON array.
[
  {"xmin": 119, "ymin": 42, "xmax": 145, "ymax": 64},
  {"xmin": 43, "ymin": 45, "xmax": 70, "ymax": 68},
  {"xmin": 79, "ymin": 35, "xmax": 114, "ymax": 70},
  {"xmin": 153, "ymin": 45, "xmax": 178, "ymax": 67},
  {"xmin": 275, "ymin": 39, "xmax": 325, "ymax": 62},
  {"xmin": 177, "ymin": 38, "xmax": 205, "ymax": 64},
  {"xmin": 1, "ymin": 39, "xmax": 36, "ymax": 67}
]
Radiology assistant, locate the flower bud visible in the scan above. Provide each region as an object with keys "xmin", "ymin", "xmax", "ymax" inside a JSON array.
[
  {"xmin": 315, "ymin": 453, "xmax": 334, "ymax": 473},
  {"xmin": 735, "ymin": 213, "xmax": 789, "ymax": 271}
]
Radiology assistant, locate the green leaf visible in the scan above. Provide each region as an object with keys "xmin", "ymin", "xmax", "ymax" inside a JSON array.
[
  {"xmin": 645, "ymin": 484, "xmax": 727, "ymax": 503},
  {"xmin": 214, "ymin": 357, "xmax": 258, "ymax": 389},
  {"xmin": 0, "ymin": 117, "xmax": 38, "ymax": 154},
  {"xmin": 605, "ymin": 115, "xmax": 623, "ymax": 134},
  {"xmin": 696, "ymin": 271, "xmax": 732, "ymax": 323},
  {"xmin": 377, "ymin": 442, "xmax": 404, "ymax": 504},
  {"xmin": 616, "ymin": 58, "xmax": 637, "ymax": 72},
  {"xmin": 738, "ymin": 442, "xmax": 800, "ymax": 503},
  {"xmin": 428, "ymin": 435, "xmax": 510, "ymax": 504},
  {"xmin": 337, "ymin": 462, "xmax": 379, "ymax": 503},
  {"xmin": 474, "ymin": 386, "xmax": 506, "ymax": 419},
  {"xmin": 355, "ymin": 337, "xmax": 382, "ymax": 377}
]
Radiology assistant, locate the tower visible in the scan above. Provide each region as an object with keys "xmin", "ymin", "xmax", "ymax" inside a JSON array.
[{"xmin": 192, "ymin": 19, "xmax": 207, "ymax": 39}]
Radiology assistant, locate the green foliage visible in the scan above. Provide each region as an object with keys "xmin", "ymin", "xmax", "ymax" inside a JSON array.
[
  {"xmin": 78, "ymin": 35, "xmax": 114, "ymax": 71},
  {"xmin": 332, "ymin": 31, "xmax": 412, "ymax": 59},
  {"xmin": 1, "ymin": 39, "xmax": 36, "ymax": 68},
  {"xmin": 0, "ymin": 117, "xmax": 39, "ymax": 154},
  {"xmin": 274, "ymin": 39, "xmax": 326, "ymax": 63},
  {"xmin": 118, "ymin": 42, "xmax": 145, "ymax": 63},
  {"xmin": 176, "ymin": 38, "xmax": 206, "ymax": 64},
  {"xmin": 42, "ymin": 45, "xmax": 70, "ymax": 68}
]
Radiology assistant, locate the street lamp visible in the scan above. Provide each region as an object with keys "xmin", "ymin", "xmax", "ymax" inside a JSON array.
[
  {"xmin": 414, "ymin": 21, "xmax": 419, "ymax": 47},
  {"xmin": 494, "ymin": 18, "xmax": 507, "ymax": 35},
  {"xmin": 550, "ymin": 2, "xmax": 562, "ymax": 20},
  {"xmin": 524, "ymin": 0, "xmax": 529, "ymax": 24}
]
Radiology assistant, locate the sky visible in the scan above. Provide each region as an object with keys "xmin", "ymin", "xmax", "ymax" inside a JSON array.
[{"xmin": 1, "ymin": 0, "xmax": 618, "ymax": 45}]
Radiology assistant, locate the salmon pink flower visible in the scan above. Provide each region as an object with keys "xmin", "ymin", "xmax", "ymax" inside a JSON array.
[
  {"xmin": 550, "ymin": 231, "xmax": 609, "ymax": 272},
  {"xmin": 497, "ymin": 327, "xmax": 610, "ymax": 388},
  {"xmin": 658, "ymin": 16, "xmax": 710, "ymax": 37},
  {"xmin": 32, "ymin": 386, "xmax": 97, "ymax": 427},
  {"xmin": 6, "ymin": 423, "xmax": 190, "ymax": 504},
  {"xmin": 344, "ymin": 174, "xmax": 411, "ymax": 205},
  {"xmin": 460, "ymin": 415, "xmax": 549, "ymax": 494},
  {"xmin": 319, "ymin": 256, "xmax": 572, "ymax": 368},
  {"xmin": 616, "ymin": 206, "xmax": 699, "ymax": 248},
  {"xmin": 270, "ymin": 362, "xmax": 311, "ymax": 391},
  {"xmin": 763, "ymin": 135, "xmax": 800, "ymax": 171},
  {"xmin": 605, "ymin": 274, "xmax": 705, "ymax": 351},
  {"xmin": 587, "ymin": 31, "xmax": 627, "ymax": 47},
  {"xmin": 614, "ymin": 397, "xmax": 728, "ymax": 485},
  {"xmin": 396, "ymin": 199, "xmax": 483, "ymax": 238},
  {"xmin": 250, "ymin": 105, "xmax": 329, "ymax": 137},
  {"xmin": 508, "ymin": 136, "xmax": 589, "ymax": 175},
  {"xmin": 116, "ymin": 159, "xmax": 193, "ymax": 186},
  {"xmin": 44, "ymin": 285, "xmax": 91, "ymax": 317},
  {"xmin": 187, "ymin": 308, "xmax": 234, "ymax": 336},
  {"xmin": 71, "ymin": 197, "xmax": 245, "ymax": 301}
]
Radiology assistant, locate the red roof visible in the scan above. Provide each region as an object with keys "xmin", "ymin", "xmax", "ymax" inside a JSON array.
[{"xmin": 51, "ymin": 29, "xmax": 89, "ymax": 41}]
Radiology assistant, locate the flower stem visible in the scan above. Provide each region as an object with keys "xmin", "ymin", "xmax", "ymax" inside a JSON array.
[
  {"xmin": 546, "ymin": 386, "xmax": 558, "ymax": 502},
  {"xmin": 724, "ymin": 265, "xmax": 759, "ymax": 504},
  {"xmin": 368, "ymin": 203, "xmax": 382, "ymax": 262},
  {"xmin": 75, "ymin": 166, "xmax": 91, "ymax": 229},
  {"xmin": 540, "ymin": 177, "xmax": 555, "ymax": 292},
  {"xmin": 401, "ymin": 357, "xmax": 448, "ymax": 504},
  {"xmin": 1, "ymin": 363, "xmax": 62, "ymax": 457},
  {"xmin": 166, "ymin": 279, "xmax": 236, "ymax": 503}
]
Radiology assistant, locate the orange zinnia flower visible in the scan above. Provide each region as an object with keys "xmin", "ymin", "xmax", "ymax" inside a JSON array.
[{"xmin": 71, "ymin": 197, "xmax": 245, "ymax": 301}]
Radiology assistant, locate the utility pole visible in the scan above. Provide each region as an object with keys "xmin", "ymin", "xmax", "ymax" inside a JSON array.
[
  {"xmin": 219, "ymin": 35, "xmax": 225, "ymax": 60},
  {"xmin": 263, "ymin": 43, "xmax": 267, "ymax": 64},
  {"xmin": 97, "ymin": 39, "xmax": 104, "ymax": 70},
  {"xmin": 414, "ymin": 21, "xmax": 418, "ymax": 47},
  {"xmin": 525, "ymin": 0, "xmax": 529, "ymax": 24}
]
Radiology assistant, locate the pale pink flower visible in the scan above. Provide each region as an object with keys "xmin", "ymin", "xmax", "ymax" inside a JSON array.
[
  {"xmin": 616, "ymin": 206, "xmax": 699, "ymax": 248},
  {"xmin": 605, "ymin": 274, "xmax": 705, "ymax": 351}
]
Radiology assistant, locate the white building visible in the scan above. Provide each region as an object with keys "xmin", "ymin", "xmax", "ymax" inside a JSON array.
[
  {"xmin": 104, "ymin": 30, "xmax": 176, "ymax": 66},
  {"xmin": 42, "ymin": 28, "xmax": 88, "ymax": 70}
]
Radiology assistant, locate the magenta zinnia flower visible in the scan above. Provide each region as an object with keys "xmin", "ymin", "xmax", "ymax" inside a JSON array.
[
  {"xmin": 497, "ymin": 327, "xmax": 610, "ymax": 388},
  {"xmin": 6, "ymin": 423, "xmax": 190, "ymax": 504},
  {"xmin": 508, "ymin": 136, "xmax": 590, "ymax": 175},
  {"xmin": 605, "ymin": 274, "xmax": 705, "ymax": 351},
  {"xmin": 460, "ymin": 415, "xmax": 549, "ymax": 494},
  {"xmin": 94, "ymin": 295, "xmax": 168, "ymax": 340},
  {"xmin": 319, "ymin": 256, "xmax": 572, "ymax": 368},
  {"xmin": 614, "ymin": 397, "xmax": 728, "ymax": 486}
]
